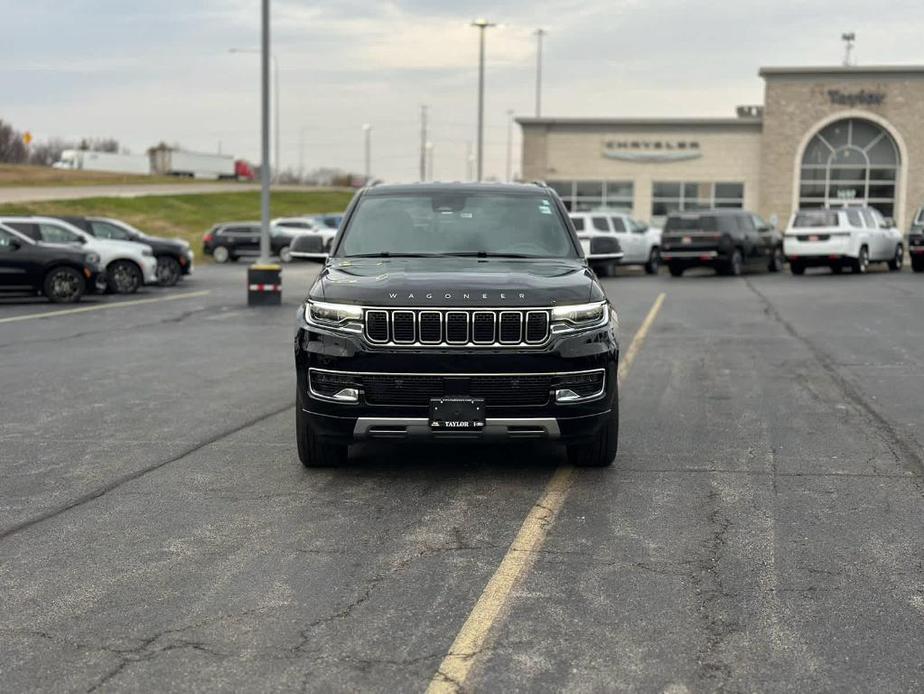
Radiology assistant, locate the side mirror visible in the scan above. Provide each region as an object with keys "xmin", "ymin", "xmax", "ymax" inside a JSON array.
[
  {"xmin": 882, "ymin": 218, "xmax": 895, "ymax": 228},
  {"xmin": 75, "ymin": 236, "xmax": 87, "ymax": 244},
  {"xmin": 758, "ymin": 224, "xmax": 773, "ymax": 232},
  {"xmin": 289, "ymin": 251, "xmax": 328, "ymax": 261},
  {"xmin": 634, "ymin": 224, "xmax": 648, "ymax": 234}
]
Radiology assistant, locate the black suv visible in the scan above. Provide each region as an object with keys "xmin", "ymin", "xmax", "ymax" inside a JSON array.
[
  {"xmin": 0, "ymin": 224, "xmax": 104, "ymax": 303},
  {"xmin": 55, "ymin": 216, "xmax": 194, "ymax": 286},
  {"xmin": 294, "ymin": 183, "xmax": 620, "ymax": 468},
  {"xmin": 661, "ymin": 209, "xmax": 784, "ymax": 276},
  {"xmin": 910, "ymin": 206, "xmax": 924, "ymax": 273},
  {"xmin": 202, "ymin": 223, "xmax": 297, "ymax": 263}
]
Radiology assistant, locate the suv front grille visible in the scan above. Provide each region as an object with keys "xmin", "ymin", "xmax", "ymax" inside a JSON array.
[{"xmin": 362, "ymin": 308, "xmax": 550, "ymax": 347}]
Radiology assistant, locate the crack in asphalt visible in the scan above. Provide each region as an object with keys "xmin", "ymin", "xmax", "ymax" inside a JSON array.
[
  {"xmin": 0, "ymin": 303, "xmax": 218, "ymax": 351},
  {"xmin": 0, "ymin": 401, "xmax": 295, "ymax": 543},
  {"xmin": 745, "ymin": 279, "xmax": 924, "ymax": 481},
  {"xmin": 691, "ymin": 487, "xmax": 740, "ymax": 691}
]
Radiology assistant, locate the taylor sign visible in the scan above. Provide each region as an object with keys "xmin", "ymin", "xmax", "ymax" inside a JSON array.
[{"xmin": 827, "ymin": 89, "xmax": 885, "ymax": 107}]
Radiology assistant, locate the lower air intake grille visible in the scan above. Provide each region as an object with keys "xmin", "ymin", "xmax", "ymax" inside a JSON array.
[{"xmin": 360, "ymin": 373, "xmax": 552, "ymax": 407}]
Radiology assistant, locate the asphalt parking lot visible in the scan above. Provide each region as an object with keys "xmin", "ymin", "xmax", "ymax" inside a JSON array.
[{"xmin": 1, "ymin": 263, "xmax": 922, "ymax": 692}]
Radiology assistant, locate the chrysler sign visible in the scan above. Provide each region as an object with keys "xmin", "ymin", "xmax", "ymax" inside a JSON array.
[
  {"xmin": 603, "ymin": 139, "xmax": 702, "ymax": 162},
  {"xmin": 827, "ymin": 89, "xmax": 885, "ymax": 107}
]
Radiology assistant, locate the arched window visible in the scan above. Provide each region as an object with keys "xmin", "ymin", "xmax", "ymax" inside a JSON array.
[{"xmin": 799, "ymin": 118, "xmax": 899, "ymax": 217}]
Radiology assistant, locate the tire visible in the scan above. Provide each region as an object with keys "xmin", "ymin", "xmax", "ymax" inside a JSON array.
[
  {"xmin": 279, "ymin": 245, "xmax": 293, "ymax": 263},
  {"xmin": 644, "ymin": 247, "xmax": 661, "ymax": 275},
  {"xmin": 43, "ymin": 266, "xmax": 85, "ymax": 303},
  {"xmin": 887, "ymin": 244, "xmax": 904, "ymax": 272},
  {"xmin": 156, "ymin": 255, "xmax": 182, "ymax": 286},
  {"xmin": 212, "ymin": 245, "xmax": 230, "ymax": 263},
  {"xmin": 768, "ymin": 246, "xmax": 785, "ymax": 273},
  {"xmin": 107, "ymin": 260, "xmax": 143, "ymax": 294},
  {"xmin": 912, "ymin": 256, "xmax": 924, "ymax": 273},
  {"xmin": 790, "ymin": 262, "xmax": 805, "ymax": 275},
  {"xmin": 296, "ymin": 396, "xmax": 348, "ymax": 468},
  {"xmin": 567, "ymin": 390, "xmax": 618, "ymax": 467},
  {"xmin": 851, "ymin": 246, "xmax": 870, "ymax": 274},
  {"xmin": 719, "ymin": 248, "xmax": 743, "ymax": 276},
  {"xmin": 668, "ymin": 262, "xmax": 685, "ymax": 277}
]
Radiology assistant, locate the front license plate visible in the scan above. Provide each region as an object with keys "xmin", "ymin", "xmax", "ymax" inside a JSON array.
[
  {"xmin": 809, "ymin": 235, "xmax": 819, "ymax": 242},
  {"xmin": 682, "ymin": 236, "xmax": 692, "ymax": 244},
  {"xmin": 429, "ymin": 397, "xmax": 485, "ymax": 430}
]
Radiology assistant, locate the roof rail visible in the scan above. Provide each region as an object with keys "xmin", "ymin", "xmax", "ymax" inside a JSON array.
[{"xmin": 530, "ymin": 180, "xmax": 548, "ymax": 187}]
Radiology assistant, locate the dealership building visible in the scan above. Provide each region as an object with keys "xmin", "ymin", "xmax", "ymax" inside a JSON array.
[{"xmin": 518, "ymin": 65, "xmax": 924, "ymax": 230}]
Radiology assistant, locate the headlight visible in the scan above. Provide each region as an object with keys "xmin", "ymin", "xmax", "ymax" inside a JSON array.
[
  {"xmin": 305, "ymin": 300, "xmax": 364, "ymax": 333},
  {"xmin": 141, "ymin": 248, "xmax": 154, "ymax": 257},
  {"xmin": 86, "ymin": 252, "xmax": 101, "ymax": 265},
  {"xmin": 551, "ymin": 301, "xmax": 609, "ymax": 333}
]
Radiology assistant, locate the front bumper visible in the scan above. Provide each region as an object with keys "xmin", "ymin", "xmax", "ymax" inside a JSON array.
[
  {"xmin": 295, "ymin": 307, "xmax": 619, "ymax": 446},
  {"xmin": 140, "ymin": 255, "xmax": 159, "ymax": 284},
  {"xmin": 180, "ymin": 249, "xmax": 195, "ymax": 274}
]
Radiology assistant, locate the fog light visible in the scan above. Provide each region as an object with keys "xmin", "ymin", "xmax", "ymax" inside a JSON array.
[
  {"xmin": 555, "ymin": 388, "xmax": 582, "ymax": 403},
  {"xmin": 332, "ymin": 387, "xmax": 359, "ymax": 403}
]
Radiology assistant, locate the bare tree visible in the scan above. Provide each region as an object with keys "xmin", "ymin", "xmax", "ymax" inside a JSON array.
[{"xmin": 0, "ymin": 119, "xmax": 28, "ymax": 163}]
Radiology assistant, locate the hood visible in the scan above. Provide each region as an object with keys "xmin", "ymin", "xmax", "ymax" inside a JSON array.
[{"xmin": 309, "ymin": 257, "xmax": 604, "ymax": 307}]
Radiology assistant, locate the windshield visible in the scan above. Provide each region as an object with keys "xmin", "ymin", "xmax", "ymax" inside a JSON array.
[
  {"xmin": 337, "ymin": 193, "xmax": 577, "ymax": 258},
  {"xmin": 664, "ymin": 215, "xmax": 719, "ymax": 232},
  {"xmin": 916, "ymin": 208, "xmax": 924, "ymax": 224},
  {"xmin": 793, "ymin": 211, "xmax": 839, "ymax": 228}
]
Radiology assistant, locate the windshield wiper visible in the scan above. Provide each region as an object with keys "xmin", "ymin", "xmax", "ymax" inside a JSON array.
[
  {"xmin": 343, "ymin": 252, "xmax": 442, "ymax": 258},
  {"xmin": 440, "ymin": 251, "xmax": 538, "ymax": 258}
]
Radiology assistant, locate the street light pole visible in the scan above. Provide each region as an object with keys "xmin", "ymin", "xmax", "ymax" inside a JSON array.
[
  {"xmin": 534, "ymin": 29, "xmax": 546, "ymax": 117},
  {"xmin": 505, "ymin": 109, "xmax": 514, "ymax": 182},
  {"xmin": 363, "ymin": 124, "xmax": 372, "ymax": 183},
  {"xmin": 419, "ymin": 105, "xmax": 428, "ymax": 182},
  {"xmin": 259, "ymin": 0, "xmax": 271, "ymax": 262},
  {"xmin": 229, "ymin": 47, "xmax": 279, "ymax": 182},
  {"xmin": 471, "ymin": 19, "xmax": 496, "ymax": 182}
]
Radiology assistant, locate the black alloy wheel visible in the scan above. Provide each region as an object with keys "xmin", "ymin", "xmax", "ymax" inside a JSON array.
[
  {"xmin": 644, "ymin": 247, "xmax": 661, "ymax": 275},
  {"xmin": 108, "ymin": 260, "xmax": 143, "ymax": 294},
  {"xmin": 852, "ymin": 246, "xmax": 870, "ymax": 274},
  {"xmin": 156, "ymin": 256, "xmax": 182, "ymax": 286},
  {"xmin": 768, "ymin": 247, "xmax": 785, "ymax": 272},
  {"xmin": 887, "ymin": 244, "xmax": 904, "ymax": 272},
  {"xmin": 43, "ymin": 267, "xmax": 85, "ymax": 303}
]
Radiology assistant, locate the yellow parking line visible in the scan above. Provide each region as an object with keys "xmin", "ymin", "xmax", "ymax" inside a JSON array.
[
  {"xmin": 426, "ymin": 292, "xmax": 666, "ymax": 694},
  {"xmin": 0, "ymin": 290, "xmax": 211, "ymax": 324}
]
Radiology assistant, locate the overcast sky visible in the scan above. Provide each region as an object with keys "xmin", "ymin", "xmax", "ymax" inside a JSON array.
[{"xmin": 3, "ymin": 0, "xmax": 924, "ymax": 181}]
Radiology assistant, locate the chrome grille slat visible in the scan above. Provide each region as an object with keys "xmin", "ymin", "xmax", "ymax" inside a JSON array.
[{"xmin": 362, "ymin": 308, "xmax": 550, "ymax": 347}]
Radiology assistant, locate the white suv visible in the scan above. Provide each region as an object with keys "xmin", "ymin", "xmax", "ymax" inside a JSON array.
[
  {"xmin": 0, "ymin": 215, "xmax": 158, "ymax": 293},
  {"xmin": 569, "ymin": 211, "xmax": 661, "ymax": 276},
  {"xmin": 784, "ymin": 207, "xmax": 904, "ymax": 275}
]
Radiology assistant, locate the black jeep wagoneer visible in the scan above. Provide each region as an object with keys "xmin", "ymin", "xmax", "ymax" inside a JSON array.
[{"xmin": 294, "ymin": 183, "xmax": 620, "ymax": 467}]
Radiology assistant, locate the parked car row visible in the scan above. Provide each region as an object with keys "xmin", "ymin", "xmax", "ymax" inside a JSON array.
[
  {"xmin": 0, "ymin": 215, "xmax": 194, "ymax": 303},
  {"xmin": 201, "ymin": 214, "xmax": 344, "ymax": 264}
]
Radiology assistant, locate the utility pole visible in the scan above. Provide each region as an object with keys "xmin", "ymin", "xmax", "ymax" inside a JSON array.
[
  {"xmin": 426, "ymin": 141, "xmax": 434, "ymax": 181},
  {"xmin": 472, "ymin": 19, "xmax": 496, "ymax": 181},
  {"xmin": 466, "ymin": 141, "xmax": 474, "ymax": 181},
  {"xmin": 534, "ymin": 28, "xmax": 546, "ymax": 117},
  {"xmin": 363, "ymin": 124, "xmax": 372, "ymax": 183},
  {"xmin": 419, "ymin": 105, "xmax": 428, "ymax": 181},
  {"xmin": 841, "ymin": 32, "xmax": 856, "ymax": 67},
  {"xmin": 505, "ymin": 109, "xmax": 514, "ymax": 182}
]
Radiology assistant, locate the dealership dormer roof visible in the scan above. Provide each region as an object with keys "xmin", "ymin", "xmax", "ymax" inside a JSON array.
[
  {"xmin": 515, "ymin": 117, "xmax": 762, "ymax": 127},
  {"xmin": 759, "ymin": 65, "xmax": 924, "ymax": 78}
]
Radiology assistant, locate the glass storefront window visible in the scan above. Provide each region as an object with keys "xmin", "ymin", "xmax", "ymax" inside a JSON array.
[
  {"xmin": 548, "ymin": 180, "xmax": 633, "ymax": 211},
  {"xmin": 651, "ymin": 181, "xmax": 744, "ymax": 222},
  {"xmin": 798, "ymin": 118, "xmax": 899, "ymax": 218}
]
